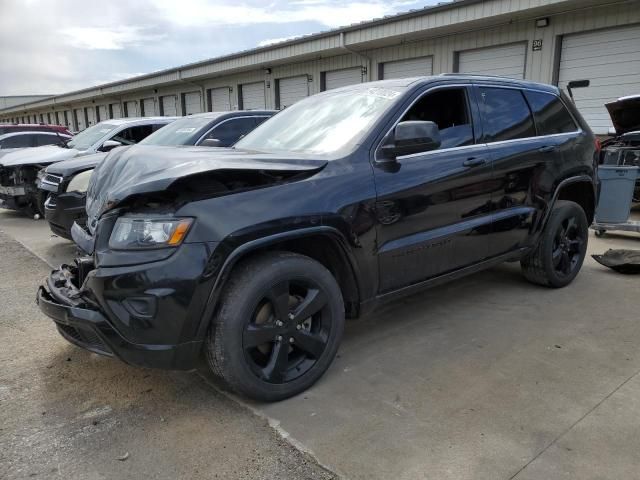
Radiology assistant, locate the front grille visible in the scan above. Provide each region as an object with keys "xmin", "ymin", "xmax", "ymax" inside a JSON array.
[
  {"xmin": 57, "ymin": 323, "xmax": 110, "ymax": 354},
  {"xmin": 44, "ymin": 193, "xmax": 57, "ymax": 209},
  {"xmin": 41, "ymin": 173, "xmax": 63, "ymax": 189}
]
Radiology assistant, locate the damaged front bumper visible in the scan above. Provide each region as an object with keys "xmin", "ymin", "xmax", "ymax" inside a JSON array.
[{"xmin": 37, "ymin": 251, "xmax": 212, "ymax": 370}]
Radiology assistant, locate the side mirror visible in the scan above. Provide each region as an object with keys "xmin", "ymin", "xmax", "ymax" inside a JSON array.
[
  {"xmin": 566, "ymin": 79, "xmax": 590, "ymax": 102},
  {"xmin": 380, "ymin": 121, "xmax": 441, "ymax": 160},
  {"xmin": 99, "ymin": 139, "xmax": 122, "ymax": 152},
  {"xmin": 200, "ymin": 138, "xmax": 222, "ymax": 147}
]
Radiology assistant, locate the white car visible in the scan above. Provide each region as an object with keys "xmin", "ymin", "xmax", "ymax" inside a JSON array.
[
  {"xmin": 0, "ymin": 117, "xmax": 177, "ymax": 216},
  {"xmin": 0, "ymin": 131, "xmax": 72, "ymax": 156}
]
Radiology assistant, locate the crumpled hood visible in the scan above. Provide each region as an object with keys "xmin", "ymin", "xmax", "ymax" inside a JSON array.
[
  {"xmin": 0, "ymin": 145, "xmax": 81, "ymax": 167},
  {"xmin": 606, "ymin": 95, "xmax": 640, "ymax": 135},
  {"xmin": 85, "ymin": 145, "xmax": 327, "ymax": 231},
  {"xmin": 45, "ymin": 152, "xmax": 108, "ymax": 177}
]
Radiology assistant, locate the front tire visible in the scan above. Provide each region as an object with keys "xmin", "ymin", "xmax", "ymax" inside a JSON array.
[
  {"xmin": 521, "ymin": 200, "xmax": 588, "ymax": 288},
  {"xmin": 206, "ymin": 251, "xmax": 345, "ymax": 402}
]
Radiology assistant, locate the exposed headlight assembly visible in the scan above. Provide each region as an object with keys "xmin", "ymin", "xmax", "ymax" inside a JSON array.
[
  {"xmin": 66, "ymin": 169, "xmax": 94, "ymax": 193},
  {"xmin": 109, "ymin": 217, "xmax": 193, "ymax": 250}
]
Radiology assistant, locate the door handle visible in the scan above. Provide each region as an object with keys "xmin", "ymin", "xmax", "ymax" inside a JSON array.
[
  {"xmin": 539, "ymin": 145, "xmax": 557, "ymax": 153},
  {"xmin": 463, "ymin": 157, "xmax": 487, "ymax": 167}
]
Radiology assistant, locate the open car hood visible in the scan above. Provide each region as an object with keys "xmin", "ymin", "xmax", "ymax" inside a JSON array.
[
  {"xmin": 85, "ymin": 145, "xmax": 328, "ymax": 231},
  {"xmin": 0, "ymin": 145, "xmax": 80, "ymax": 167},
  {"xmin": 606, "ymin": 95, "xmax": 640, "ymax": 135}
]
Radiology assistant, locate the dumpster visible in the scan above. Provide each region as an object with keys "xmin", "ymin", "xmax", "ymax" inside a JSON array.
[{"xmin": 594, "ymin": 165, "xmax": 639, "ymax": 224}]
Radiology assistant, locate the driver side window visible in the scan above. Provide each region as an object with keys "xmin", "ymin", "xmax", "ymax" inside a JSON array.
[
  {"xmin": 400, "ymin": 88, "xmax": 474, "ymax": 150},
  {"xmin": 112, "ymin": 125, "xmax": 154, "ymax": 145}
]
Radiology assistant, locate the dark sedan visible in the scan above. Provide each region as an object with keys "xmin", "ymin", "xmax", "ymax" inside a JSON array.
[{"xmin": 41, "ymin": 110, "xmax": 275, "ymax": 239}]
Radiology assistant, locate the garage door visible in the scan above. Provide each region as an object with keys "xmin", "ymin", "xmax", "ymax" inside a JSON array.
[
  {"xmin": 111, "ymin": 103, "xmax": 122, "ymax": 119},
  {"xmin": 161, "ymin": 95, "xmax": 177, "ymax": 116},
  {"xmin": 74, "ymin": 108, "xmax": 85, "ymax": 131},
  {"xmin": 382, "ymin": 56, "xmax": 433, "ymax": 79},
  {"xmin": 240, "ymin": 82, "xmax": 266, "ymax": 110},
  {"xmin": 558, "ymin": 24, "xmax": 640, "ymax": 135},
  {"xmin": 183, "ymin": 91, "xmax": 202, "ymax": 115},
  {"xmin": 210, "ymin": 87, "xmax": 231, "ymax": 111},
  {"xmin": 85, "ymin": 107, "xmax": 96, "ymax": 127},
  {"xmin": 458, "ymin": 43, "xmax": 526, "ymax": 79},
  {"xmin": 124, "ymin": 101, "xmax": 138, "ymax": 117},
  {"xmin": 325, "ymin": 67, "xmax": 362, "ymax": 90},
  {"xmin": 141, "ymin": 98, "xmax": 155, "ymax": 116},
  {"xmin": 97, "ymin": 105, "xmax": 108, "ymax": 121},
  {"xmin": 278, "ymin": 76, "xmax": 309, "ymax": 109}
]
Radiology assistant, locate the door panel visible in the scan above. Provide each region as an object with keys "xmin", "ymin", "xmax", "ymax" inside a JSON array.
[{"xmin": 373, "ymin": 85, "xmax": 494, "ymax": 292}]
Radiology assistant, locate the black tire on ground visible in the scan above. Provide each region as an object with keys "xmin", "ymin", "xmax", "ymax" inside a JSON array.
[
  {"xmin": 206, "ymin": 251, "xmax": 345, "ymax": 402},
  {"xmin": 521, "ymin": 200, "xmax": 588, "ymax": 288}
]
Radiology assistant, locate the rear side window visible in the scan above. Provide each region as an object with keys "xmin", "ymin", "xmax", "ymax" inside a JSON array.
[
  {"xmin": 0, "ymin": 135, "xmax": 33, "ymax": 148},
  {"xmin": 524, "ymin": 91, "xmax": 578, "ymax": 135},
  {"xmin": 478, "ymin": 87, "xmax": 535, "ymax": 143},
  {"xmin": 203, "ymin": 117, "xmax": 259, "ymax": 146}
]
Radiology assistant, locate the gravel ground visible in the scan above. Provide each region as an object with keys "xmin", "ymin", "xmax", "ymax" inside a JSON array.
[{"xmin": 0, "ymin": 230, "xmax": 337, "ymax": 480}]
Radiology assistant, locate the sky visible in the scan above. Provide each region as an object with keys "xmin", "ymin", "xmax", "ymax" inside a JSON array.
[{"xmin": 0, "ymin": 0, "xmax": 436, "ymax": 96}]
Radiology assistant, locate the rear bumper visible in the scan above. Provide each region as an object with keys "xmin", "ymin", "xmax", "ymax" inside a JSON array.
[{"xmin": 37, "ymin": 262, "xmax": 206, "ymax": 370}]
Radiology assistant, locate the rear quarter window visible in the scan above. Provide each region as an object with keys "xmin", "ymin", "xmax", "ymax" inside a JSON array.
[
  {"xmin": 524, "ymin": 91, "xmax": 578, "ymax": 135},
  {"xmin": 478, "ymin": 87, "xmax": 536, "ymax": 143}
]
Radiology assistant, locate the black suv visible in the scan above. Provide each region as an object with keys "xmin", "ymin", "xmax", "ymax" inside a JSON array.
[
  {"xmin": 38, "ymin": 76, "xmax": 597, "ymax": 401},
  {"xmin": 40, "ymin": 111, "xmax": 275, "ymax": 239}
]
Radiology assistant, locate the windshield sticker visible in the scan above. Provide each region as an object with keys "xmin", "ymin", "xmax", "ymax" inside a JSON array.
[
  {"xmin": 366, "ymin": 88, "xmax": 401, "ymax": 99},
  {"xmin": 175, "ymin": 128, "xmax": 196, "ymax": 133}
]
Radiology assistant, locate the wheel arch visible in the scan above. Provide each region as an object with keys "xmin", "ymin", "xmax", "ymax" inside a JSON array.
[
  {"xmin": 197, "ymin": 226, "xmax": 363, "ymax": 338},
  {"xmin": 542, "ymin": 175, "xmax": 596, "ymax": 229}
]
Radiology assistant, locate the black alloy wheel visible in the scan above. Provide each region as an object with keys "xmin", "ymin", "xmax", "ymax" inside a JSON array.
[
  {"xmin": 243, "ymin": 279, "xmax": 331, "ymax": 384},
  {"xmin": 521, "ymin": 200, "xmax": 588, "ymax": 288},
  {"xmin": 551, "ymin": 215, "xmax": 585, "ymax": 278},
  {"xmin": 207, "ymin": 251, "xmax": 344, "ymax": 402}
]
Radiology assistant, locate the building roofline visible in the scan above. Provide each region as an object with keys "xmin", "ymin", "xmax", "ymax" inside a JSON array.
[{"xmin": 1, "ymin": 0, "xmax": 482, "ymax": 113}]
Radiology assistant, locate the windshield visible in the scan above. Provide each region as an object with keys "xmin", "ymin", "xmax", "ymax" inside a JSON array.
[
  {"xmin": 67, "ymin": 123, "xmax": 118, "ymax": 150},
  {"xmin": 235, "ymin": 86, "xmax": 404, "ymax": 156},
  {"xmin": 139, "ymin": 116, "xmax": 216, "ymax": 146}
]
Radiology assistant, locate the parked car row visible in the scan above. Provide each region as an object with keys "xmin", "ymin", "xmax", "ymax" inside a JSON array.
[
  {"xmin": 33, "ymin": 75, "xmax": 602, "ymax": 402},
  {"xmin": 40, "ymin": 110, "xmax": 274, "ymax": 239}
]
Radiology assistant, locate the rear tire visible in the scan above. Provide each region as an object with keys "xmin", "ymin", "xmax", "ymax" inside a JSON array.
[
  {"xmin": 206, "ymin": 251, "xmax": 344, "ymax": 402},
  {"xmin": 521, "ymin": 200, "xmax": 588, "ymax": 288}
]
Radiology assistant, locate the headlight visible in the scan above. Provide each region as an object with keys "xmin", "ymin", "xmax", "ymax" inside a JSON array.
[
  {"xmin": 66, "ymin": 169, "xmax": 93, "ymax": 193},
  {"xmin": 109, "ymin": 217, "xmax": 193, "ymax": 250}
]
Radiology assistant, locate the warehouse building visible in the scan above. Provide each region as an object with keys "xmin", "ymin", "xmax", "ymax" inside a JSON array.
[{"xmin": 1, "ymin": 0, "xmax": 639, "ymax": 135}]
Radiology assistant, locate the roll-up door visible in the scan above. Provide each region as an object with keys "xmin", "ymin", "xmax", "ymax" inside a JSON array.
[
  {"xmin": 141, "ymin": 98, "xmax": 156, "ymax": 116},
  {"xmin": 324, "ymin": 67, "xmax": 363, "ymax": 90},
  {"xmin": 210, "ymin": 87, "xmax": 231, "ymax": 111},
  {"xmin": 74, "ymin": 108, "xmax": 85, "ymax": 131},
  {"xmin": 85, "ymin": 107, "xmax": 96, "ymax": 126},
  {"xmin": 124, "ymin": 101, "xmax": 138, "ymax": 117},
  {"xmin": 382, "ymin": 56, "xmax": 433, "ymax": 79},
  {"xmin": 277, "ymin": 75, "xmax": 309, "ymax": 108},
  {"xmin": 64, "ymin": 111, "xmax": 72, "ymax": 128},
  {"xmin": 458, "ymin": 43, "xmax": 526, "ymax": 79},
  {"xmin": 240, "ymin": 82, "xmax": 266, "ymax": 110},
  {"xmin": 558, "ymin": 24, "xmax": 640, "ymax": 135},
  {"xmin": 110, "ymin": 103, "xmax": 122, "ymax": 119},
  {"xmin": 183, "ymin": 91, "xmax": 202, "ymax": 115},
  {"xmin": 97, "ymin": 105, "xmax": 108, "ymax": 121},
  {"xmin": 161, "ymin": 95, "xmax": 177, "ymax": 116}
]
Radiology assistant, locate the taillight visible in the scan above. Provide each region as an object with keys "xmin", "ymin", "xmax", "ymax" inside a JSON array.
[{"xmin": 595, "ymin": 138, "xmax": 602, "ymax": 153}]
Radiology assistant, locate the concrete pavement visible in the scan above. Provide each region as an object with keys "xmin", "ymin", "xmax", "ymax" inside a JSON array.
[{"xmin": 2, "ymin": 208, "xmax": 640, "ymax": 479}]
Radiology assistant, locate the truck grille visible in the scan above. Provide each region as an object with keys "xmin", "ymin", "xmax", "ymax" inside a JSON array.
[{"xmin": 41, "ymin": 173, "xmax": 63, "ymax": 189}]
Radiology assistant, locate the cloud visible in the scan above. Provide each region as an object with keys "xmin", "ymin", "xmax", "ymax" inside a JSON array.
[
  {"xmin": 257, "ymin": 35, "xmax": 301, "ymax": 47},
  {"xmin": 152, "ymin": 0, "xmax": 421, "ymax": 28},
  {"xmin": 61, "ymin": 26, "xmax": 166, "ymax": 50},
  {"xmin": 0, "ymin": 0, "xmax": 434, "ymax": 96}
]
